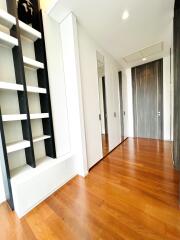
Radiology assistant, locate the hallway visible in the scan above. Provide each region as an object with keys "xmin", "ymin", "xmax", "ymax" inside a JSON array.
[{"xmin": 0, "ymin": 138, "xmax": 180, "ymax": 239}]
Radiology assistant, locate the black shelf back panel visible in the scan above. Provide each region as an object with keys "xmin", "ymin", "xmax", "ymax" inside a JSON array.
[{"xmin": 33, "ymin": 10, "xmax": 56, "ymax": 158}]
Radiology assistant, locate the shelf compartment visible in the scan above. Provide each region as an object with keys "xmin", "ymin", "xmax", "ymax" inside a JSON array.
[
  {"xmin": 0, "ymin": 9, "xmax": 16, "ymax": 29},
  {"xmin": 33, "ymin": 135, "xmax": 51, "ymax": 143},
  {"xmin": 0, "ymin": 31, "xmax": 18, "ymax": 48},
  {"xmin": 6, "ymin": 140, "xmax": 30, "ymax": 154},
  {"xmin": 2, "ymin": 114, "xmax": 27, "ymax": 122},
  {"xmin": 30, "ymin": 113, "xmax": 49, "ymax": 120},
  {"xmin": 19, "ymin": 20, "xmax": 41, "ymax": 41},
  {"xmin": 10, "ymin": 156, "xmax": 53, "ymax": 180},
  {"xmin": 27, "ymin": 85, "xmax": 47, "ymax": 94},
  {"xmin": 0, "ymin": 82, "xmax": 23, "ymax": 91},
  {"xmin": 23, "ymin": 56, "xmax": 44, "ymax": 70}
]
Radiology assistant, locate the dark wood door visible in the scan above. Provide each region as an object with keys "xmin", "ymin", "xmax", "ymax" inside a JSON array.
[
  {"xmin": 173, "ymin": 2, "xmax": 180, "ymax": 170},
  {"xmin": 132, "ymin": 59, "xmax": 163, "ymax": 139}
]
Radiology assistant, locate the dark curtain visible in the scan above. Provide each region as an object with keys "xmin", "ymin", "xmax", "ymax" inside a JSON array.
[{"xmin": 173, "ymin": 5, "xmax": 180, "ymax": 170}]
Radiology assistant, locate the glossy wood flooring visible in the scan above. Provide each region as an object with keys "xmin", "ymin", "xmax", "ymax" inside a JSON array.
[
  {"xmin": 0, "ymin": 138, "xmax": 180, "ymax": 240},
  {"xmin": 102, "ymin": 134, "xmax": 109, "ymax": 156}
]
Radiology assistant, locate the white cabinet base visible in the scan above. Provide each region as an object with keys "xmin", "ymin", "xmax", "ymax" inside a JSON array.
[{"xmin": 11, "ymin": 154, "xmax": 76, "ymax": 218}]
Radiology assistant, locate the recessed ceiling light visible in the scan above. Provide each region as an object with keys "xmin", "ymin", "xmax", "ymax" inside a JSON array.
[
  {"xmin": 122, "ymin": 10, "xmax": 129, "ymax": 20},
  {"xmin": 142, "ymin": 58, "xmax": 147, "ymax": 61}
]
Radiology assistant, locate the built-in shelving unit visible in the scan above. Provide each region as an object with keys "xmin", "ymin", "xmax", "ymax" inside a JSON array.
[{"xmin": 0, "ymin": 0, "xmax": 56, "ymax": 211}]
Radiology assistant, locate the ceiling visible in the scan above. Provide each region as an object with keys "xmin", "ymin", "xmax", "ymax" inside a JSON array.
[{"xmin": 47, "ymin": 0, "xmax": 174, "ymax": 68}]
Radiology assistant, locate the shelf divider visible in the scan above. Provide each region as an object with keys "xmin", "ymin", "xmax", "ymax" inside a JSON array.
[
  {"xmin": 23, "ymin": 56, "xmax": 44, "ymax": 70},
  {"xmin": 0, "ymin": 9, "xmax": 16, "ymax": 28},
  {"xmin": 0, "ymin": 81, "xmax": 23, "ymax": 91},
  {"xmin": 19, "ymin": 20, "xmax": 41, "ymax": 41},
  {"xmin": 7, "ymin": 140, "xmax": 30, "ymax": 154},
  {"xmin": 27, "ymin": 85, "xmax": 46, "ymax": 94},
  {"xmin": 30, "ymin": 113, "xmax": 49, "ymax": 120},
  {"xmin": 0, "ymin": 31, "xmax": 18, "ymax": 48},
  {"xmin": 2, "ymin": 114, "xmax": 27, "ymax": 122},
  {"xmin": 33, "ymin": 135, "xmax": 51, "ymax": 143}
]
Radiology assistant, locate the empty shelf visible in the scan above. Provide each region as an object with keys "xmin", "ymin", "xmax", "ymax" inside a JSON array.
[
  {"xmin": 2, "ymin": 114, "xmax": 27, "ymax": 122},
  {"xmin": 33, "ymin": 135, "xmax": 51, "ymax": 143},
  {"xmin": 7, "ymin": 140, "xmax": 30, "ymax": 154},
  {"xmin": 0, "ymin": 82, "xmax": 23, "ymax": 91},
  {"xmin": 27, "ymin": 86, "xmax": 47, "ymax": 94},
  {"xmin": 0, "ymin": 9, "xmax": 16, "ymax": 28},
  {"xmin": 19, "ymin": 20, "xmax": 41, "ymax": 41},
  {"xmin": 30, "ymin": 113, "xmax": 49, "ymax": 120},
  {"xmin": 10, "ymin": 156, "xmax": 54, "ymax": 180},
  {"xmin": 23, "ymin": 56, "xmax": 44, "ymax": 70},
  {"xmin": 0, "ymin": 31, "xmax": 18, "ymax": 48}
]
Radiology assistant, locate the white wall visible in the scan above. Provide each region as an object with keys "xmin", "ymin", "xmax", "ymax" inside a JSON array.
[
  {"xmin": 78, "ymin": 25, "xmax": 122, "ymax": 168},
  {"xmin": 163, "ymin": 56, "xmax": 171, "ymax": 140},
  {"xmin": 60, "ymin": 13, "xmax": 88, "ymax": 176},
  {"xmin": 122, "ymin": 68, "xmax": 134, "ymax": 138},
  {"xmin": 78, "ymin": 26, "xmax": 103, "ymax": 168},
  {"xmin": 43, "ymin": 13, "xmax": 71, "ymax": 158}
]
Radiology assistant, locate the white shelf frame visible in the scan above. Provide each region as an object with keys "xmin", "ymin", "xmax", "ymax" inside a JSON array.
[
  {"xmin": 19, "ymin": 20, "xmax": 41, "ymax": 41},
  {"xmin": 27, "ymin": 86, "xmax": 47, "ymax": 94},
  {"xmin": 0, "ymin": 31, "xmax": 18, "ymax": 48},
  {"xmin": 2, "ymin": 114, "xmax": 27, "ymax": 122},
  {"xmin": 30, "ymin": 113, "xmax": 49, "ymax": 120},
  {"xmin": 23, "ymin": 56, "xmax": 44, "ymax": 70},
  {"xmin": 0, "ymin": 9, "xmax": 16, "ymax": 29},
  {"xmin": 33, "ymin": 135, "xmax": 51, "ymax": 143},
  {"xmin": 0, "ymin": 81, "xmax": 23, "ymax": 91},
  {"xmin": 7, "ymin": 140, "xmax": 30, "ymax": 154}
]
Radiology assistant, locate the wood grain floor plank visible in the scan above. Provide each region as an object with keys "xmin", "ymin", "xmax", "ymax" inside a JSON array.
[{"xmin": 0, "ymin": 138, "xmax": 179, "ymax": 239}]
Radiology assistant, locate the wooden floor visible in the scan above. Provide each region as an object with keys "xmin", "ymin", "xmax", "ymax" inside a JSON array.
[
  {"xmin": 0, "ymin": 138, "xmax": 180, "ymax": 240},
  {"xmin": 102, "ymin": 134, "xmax": 109, "ymax": 156}
]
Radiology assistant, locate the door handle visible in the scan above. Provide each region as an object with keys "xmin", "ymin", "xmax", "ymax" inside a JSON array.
[
  {"xmin": 157, "ymin": 112, "xmax": 161, "ymax": 117},
  {"xmin": 114, "ymin": 112, "xmax": 117, "ymax": 118}
]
